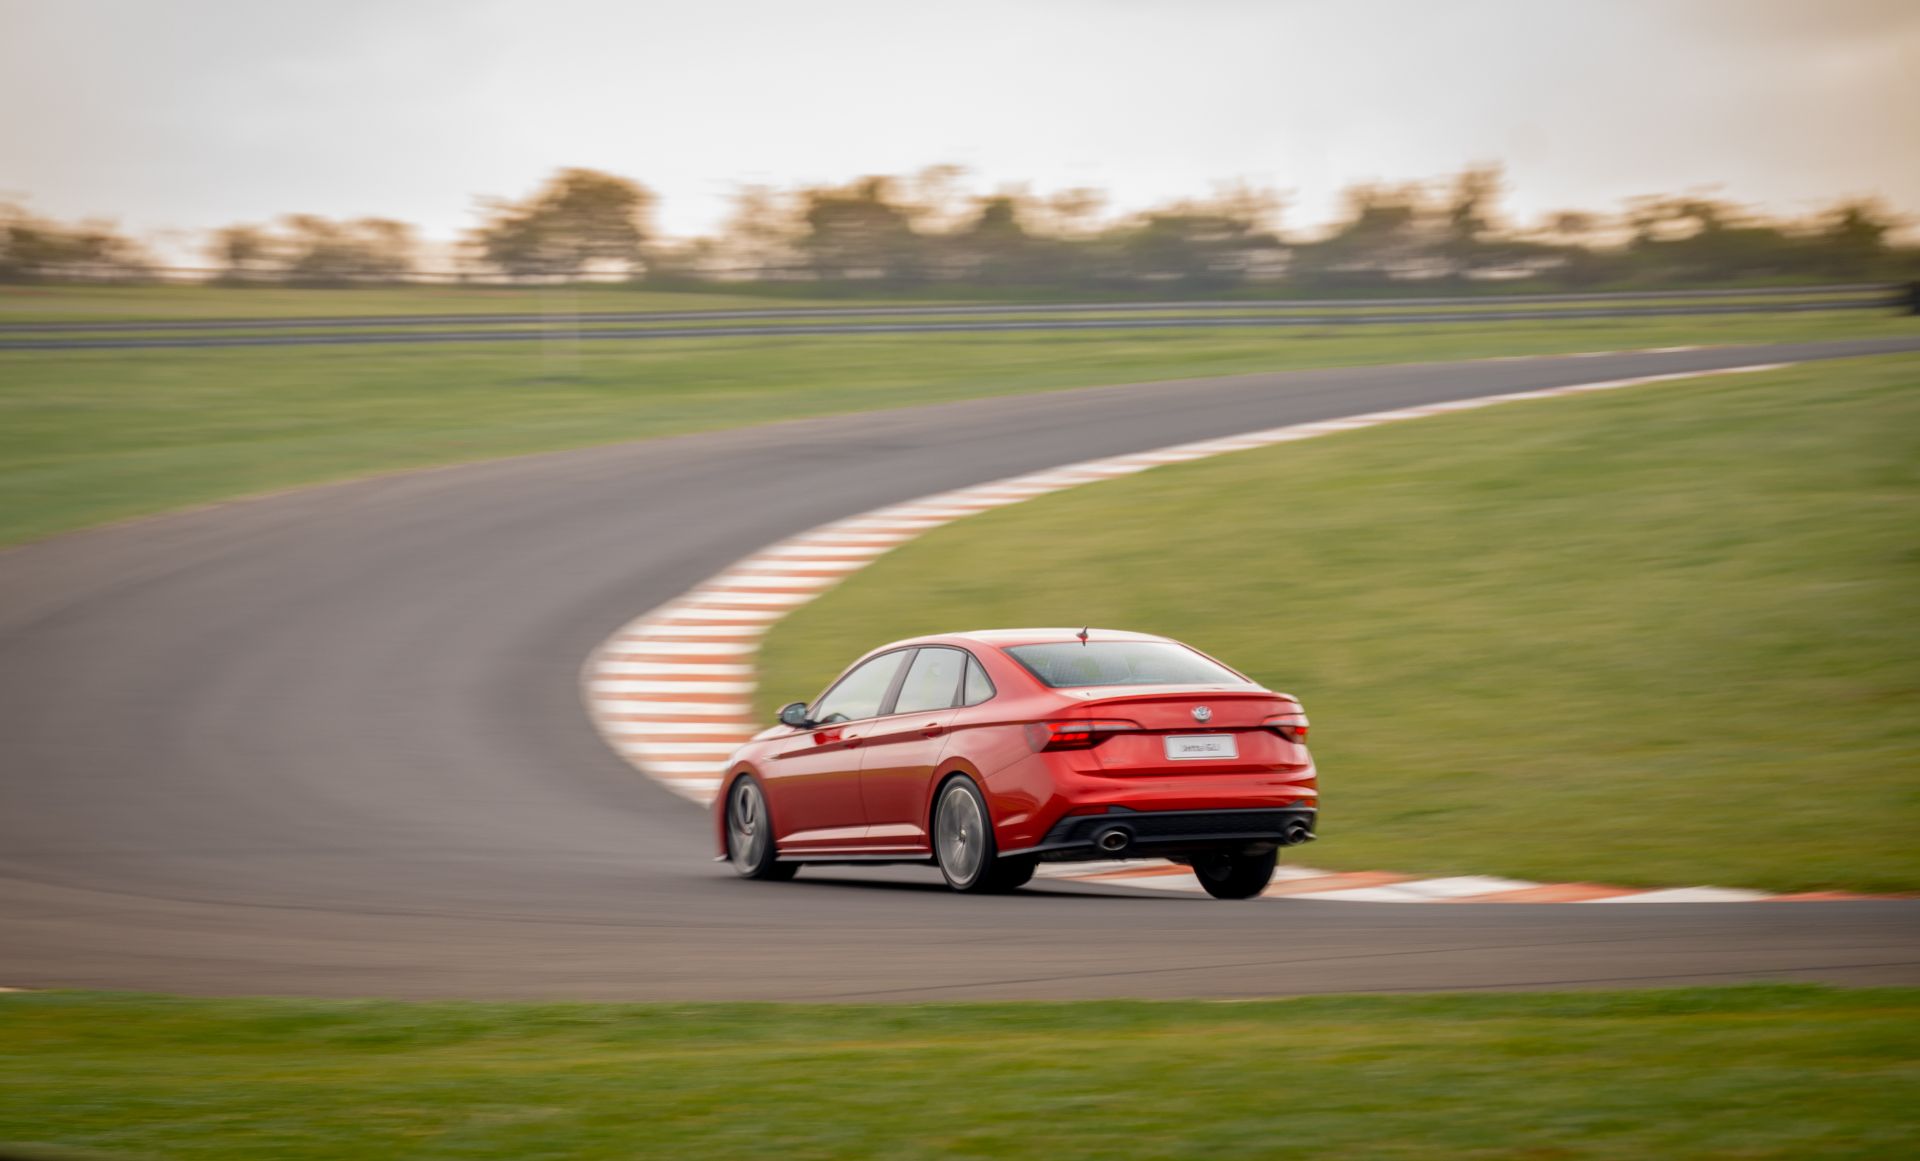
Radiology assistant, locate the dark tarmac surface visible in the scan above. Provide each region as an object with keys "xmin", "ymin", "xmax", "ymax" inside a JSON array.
[{"xmin": 3, "ymin": 338, "xmax": 1916, "ymax": 999}]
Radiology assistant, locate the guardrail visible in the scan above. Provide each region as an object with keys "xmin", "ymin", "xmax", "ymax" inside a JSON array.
[
  {"xmin": 0, "ymin": 283, "xmax": 1902, "ymax": 337},
  {"xmin": 0, "ymin": 295, "xmax": 1908, "ymax": 353}
]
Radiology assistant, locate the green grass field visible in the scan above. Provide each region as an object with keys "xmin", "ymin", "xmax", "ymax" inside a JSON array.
[
  {"xmin": 2, "ymin": 987, "xmax": 1914, "ymax": 1159},
  {"xmin": 757, "ymin": 356, "xmax": 1920, "ymax": 893},
  {"xmin": 3, "ymin": 310, "xmax": 1913, "ymax": 547}
]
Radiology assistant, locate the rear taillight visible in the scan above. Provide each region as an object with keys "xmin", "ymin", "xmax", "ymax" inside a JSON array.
[
  {"xmin": 1026, "ymin": 719, "xmax": 1137, "ymax": 751},
  {"xmin": 1262, "ymin": 710, "xmax": 1310, "ymax": 744}
]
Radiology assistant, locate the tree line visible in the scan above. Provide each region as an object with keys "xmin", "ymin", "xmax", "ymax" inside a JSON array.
[{"xmin": 3, "ymin": 164, "xmax": 1913, "ymax": 292}]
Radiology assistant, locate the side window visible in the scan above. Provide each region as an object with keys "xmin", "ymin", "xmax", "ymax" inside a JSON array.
[
  {"xmin": 892, "ymin": 647, "xmax": 967, "ymax": 715},
  {"xmin": 812, "ymin": 652, "xmax": 907, "ymax": 724},
  {"xmin": 962, "ymin": 654, "xmax": 996, "ymax": 706}
]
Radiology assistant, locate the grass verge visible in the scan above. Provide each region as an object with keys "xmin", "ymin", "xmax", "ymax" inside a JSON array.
[
  {"xmin": 757, "ymin": 356, "xmax": 1920, "ymax": 892},
  {"xmin": 2, "ymin": 312, "xmax": 1912, "ymax": 547},
  {"xmin": 1, "ymin": 986, "xmax": 1915, "ymax": 1159}
]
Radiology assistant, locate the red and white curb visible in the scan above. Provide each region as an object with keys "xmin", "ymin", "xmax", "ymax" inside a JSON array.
[
  {"xmin": 581, "ymin": 356, "xmax": 1886, "ymax": 903},
  {"xmin": 1030, "ymin": 862, "xmax": 1882, "ymax": 903}
]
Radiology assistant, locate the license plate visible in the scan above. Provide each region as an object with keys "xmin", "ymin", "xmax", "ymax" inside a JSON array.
[{"xmin": 1164, "ymin": 733, "xmax": 1238, "ymax": 761}]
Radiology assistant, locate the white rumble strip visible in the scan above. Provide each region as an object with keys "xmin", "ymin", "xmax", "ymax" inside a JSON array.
[{"xmin": 582, "ymin": 355, "xmax": 1886, "ymax": 903}]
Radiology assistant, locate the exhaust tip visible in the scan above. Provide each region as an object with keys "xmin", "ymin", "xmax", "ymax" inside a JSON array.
[
  {"xmin": 1282, "ymin": 821, "xmax": 1317, "ymax": 846},
  {"xmin": 1094, "ymin": 826, "xmax": 1132, "ymax": 853}
]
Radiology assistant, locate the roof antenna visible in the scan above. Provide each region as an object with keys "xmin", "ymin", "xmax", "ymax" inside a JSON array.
[{"xmin": 1076, "ymin": 626, "xmax": 1090, "ymax": 645}]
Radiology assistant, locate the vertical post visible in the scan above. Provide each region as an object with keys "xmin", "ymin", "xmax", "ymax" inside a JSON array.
[{"xmin": 541, "ymin": 277, "xmax": 581, "ymax": 381}]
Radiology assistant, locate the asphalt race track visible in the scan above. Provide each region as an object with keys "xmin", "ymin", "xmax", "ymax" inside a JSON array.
[{"xmin": 3, "ymin": 338, "xmax": 1917, "ymax": 1000}]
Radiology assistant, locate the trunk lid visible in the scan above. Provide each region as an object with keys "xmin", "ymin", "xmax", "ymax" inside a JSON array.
[
  {"xmin": 1059, "ymin": 686, "xmax": 1306, "ymax": 774},
  {"xmin": 1061, "ymin": 686, "xmax": 1291, "ymax": 730}
]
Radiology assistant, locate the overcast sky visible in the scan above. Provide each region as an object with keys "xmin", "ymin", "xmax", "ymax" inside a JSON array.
[{"xmin": 2, "ymin": 0, "xmax": 1915, "ymax": 256}]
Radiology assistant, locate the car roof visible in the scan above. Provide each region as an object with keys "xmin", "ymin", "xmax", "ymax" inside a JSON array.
[{"xmin": 879, "ymin": 627, "xmax": 1176, "ymax": 651}]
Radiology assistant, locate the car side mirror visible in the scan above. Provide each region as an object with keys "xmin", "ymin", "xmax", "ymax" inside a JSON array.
[{"xmin": 778, "ymin": 701, "xmax": 815, "ymax": 729}]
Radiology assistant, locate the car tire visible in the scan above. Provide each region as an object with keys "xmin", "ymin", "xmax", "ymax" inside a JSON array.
[
  {"xmin": 1192, "ymin": 849, "xmax": 1278, "ymax": 900},
  {"xmin": 725, "ymin": 774, "xmax": 798, "ymax": 881},
  {"xmin": 933, "ymin": 776, "xmax": 1029, "ymax": 893}
]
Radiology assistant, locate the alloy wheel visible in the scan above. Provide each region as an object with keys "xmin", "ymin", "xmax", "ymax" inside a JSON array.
[
  {"xmin": 935, "ymin": 782, "xmax": 987, "ymax": 886},
  {"xmin": 728, "ymin": 777, "xmax": 767, "ymax": 875}
]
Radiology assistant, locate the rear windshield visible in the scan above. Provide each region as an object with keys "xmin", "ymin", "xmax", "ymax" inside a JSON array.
[{"xmin": 1005, "ymin": 642, "xmax": 1251, "ymax": 689}]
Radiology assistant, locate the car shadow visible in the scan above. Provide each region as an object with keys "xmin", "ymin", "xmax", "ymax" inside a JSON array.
[{"xmin": 768, "ymin": 870, "xmax": 1180, "ymax": 902}]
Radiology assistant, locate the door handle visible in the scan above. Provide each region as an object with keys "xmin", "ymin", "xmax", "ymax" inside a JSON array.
[{"xmin": 920, "ymin": 723, "xmax": 944, "ymax": 737}]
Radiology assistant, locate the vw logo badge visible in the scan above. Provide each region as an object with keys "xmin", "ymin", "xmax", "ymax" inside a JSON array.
[{"xmin": 1191, "ymin": 705, "xmax": 1212, "ymax": 723}]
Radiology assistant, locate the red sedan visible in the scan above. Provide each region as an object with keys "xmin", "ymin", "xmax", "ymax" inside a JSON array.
[{"xmin": 714, "ymin": 629, "xmax": 1316, "ymax": 898}]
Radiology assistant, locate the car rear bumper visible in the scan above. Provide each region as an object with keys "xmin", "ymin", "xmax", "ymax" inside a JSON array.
[{"xmin": 1012, "ymin": 806, "xmax": 1318, "ymax": 861}]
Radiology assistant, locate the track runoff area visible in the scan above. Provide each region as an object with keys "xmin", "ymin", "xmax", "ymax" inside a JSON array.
[
  {"xmin": 585, "ymin": 349, "xmax": 1892, "ymax": 905},
  {"xmin": 5, "ymin": 335, "xmax": 1916, "ymax": 1005}
]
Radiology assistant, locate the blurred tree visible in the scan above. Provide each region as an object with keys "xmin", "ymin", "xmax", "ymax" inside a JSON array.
[
  {"xmin": 1108, "ymin": 184, "xmax": 1287, "ymax": 289},
  {"xmin": 1813, "ymin": 198, "xmax": 1899, "ymax": 277},
  {"xmin": 1034, "ymin": 188, "xmax": 1108, "ymax": 238},
  {"xmin": 901, "ymin": 164, "xmax": 973, "ymax": 233},
  {"xmin": 715, "ymin": 184, "xmax": 804, "ymax": 280},
  {"xmin": 640, "ymin": 236, "xmax": 725, "ymax": 287},
  {"xmin": 0, "ymin": 204, "xmax": 149, "ymax": 282},
  {"xmin": 1623, "ymin": 195, "xmax": 1812, "ymax": 281},
  {"xmin": 1529, "ymin": 210, "xmax": 1623, "ymax": 285},
  {"xmin": 470, "ymin": 168, "xmax": 654, "ymax": 280},
  {"xmin": 950, "ymin": 194, "xmax": 1054, "ymax": 286},
  {"xmin": 208, "ymin": 224, "xmax": 276, "ymax": 281},
  {"xmin": 203, "ymin": 217, "xmax": 415, "ymax": 284},
  {"xmin": 798, "ymin": 177, "xmax": 925, "ymax": 284},
  {"xmin": 282, "ymin": 216, "xmax": 417, "ymax": 284},
  {"xmin": 1119, "ymin": 211, "xmax": 1276, "ymax": 288},
  {"xmin": 1292, "ymin": 182, "xmax": 1432, "ymax": 286},
  {"xmin": 1438, "ymin": 165, "xmax": 1503, "ymax": 279},
  {"xmin": 11, "ymin": 164, "xmax": 1918, "ymax": 292}
]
